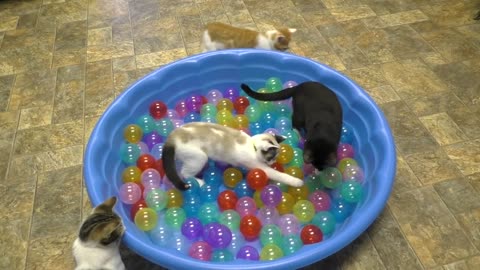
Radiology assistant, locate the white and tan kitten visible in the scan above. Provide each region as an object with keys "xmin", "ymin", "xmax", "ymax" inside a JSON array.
[
  {"xmin": 73, "ymin": 197, "xmax": 125, "ymax": 270},
  {"xmin": 162, "ymin": 122, "xmax": 304, "ymax": 190},
  {"xmin": 201, "ymin": 22, "xmax": 297, "ymax": 52}
]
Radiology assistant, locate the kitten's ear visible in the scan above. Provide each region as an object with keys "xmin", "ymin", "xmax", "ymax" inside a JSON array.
[
  {"xmin": 93, "ymin": 196, "xmax": 117, "ymax": 214},
  {"xmin": 274, "ymin": 134, "xmax": 286, "ymax": 144},
  {"xmin": 303, "ymin": 148, "xmax": 313, "ymax": 164},
  {"xmin": 288, "ymin": 28, "xmax": 297, "ymax": 33}
]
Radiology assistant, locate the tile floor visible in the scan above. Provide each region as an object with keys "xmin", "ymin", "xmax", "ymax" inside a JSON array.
[{"xmin": 1, "ymin": 0, "xmax": 479, "ymax": 269}]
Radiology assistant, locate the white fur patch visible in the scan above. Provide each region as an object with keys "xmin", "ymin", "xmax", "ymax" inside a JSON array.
[{"xmin": 73, "ymin": 239, "xmax": 125, "ymax": 270}]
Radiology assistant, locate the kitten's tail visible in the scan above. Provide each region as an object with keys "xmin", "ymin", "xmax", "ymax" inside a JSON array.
[
  {"xmin": 161, "ymin": 142, "xmax": 190, "ymax": 191},
  {"xmin": 240, "ymin": 83, "xmax": 297, "ymax": 101}
]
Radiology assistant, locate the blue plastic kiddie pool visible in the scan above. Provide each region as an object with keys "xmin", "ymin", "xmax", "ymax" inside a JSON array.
[{"xmin": 84, "ymin": 49, "xmax": 396, "ymax": 269}]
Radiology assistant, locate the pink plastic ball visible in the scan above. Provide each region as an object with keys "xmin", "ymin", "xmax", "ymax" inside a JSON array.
[
  {"xmin": 162, "ymin": 176, "xmax": 174, "ymax": 190},
  {"xmin": 303, "ymin": 163, "xmax": 315, "ymax": 176},
  {"xmin": 137, "ymin": 142, "xmax": 149, "ymax": 154},
  {"xmin": 142, "ymin": 182, "xmax": 160, "ymax": 199},
  {"xmin": 337, "ymin": 143, "xmax": 355, "ymax": 160},
  {"xmin": 119, "ymin": 182, "xmax": 142, "ymax": 204},
  {"xmin": 283, "ymin": 81, "xmax": 298, "ymax": 88},
  {"xmin": 189, "ymin": 241, "xmax": 212, "ymax": 261},
  {"xmin": 206, "ymin": 89, "xmax": 223, "ymax": 105},
  {"xmin": 166, "ymin": 109, "xmax": 179, "ymax": 120},
  {"xmin": 171, "ymin": 119, "xmax": 184, "ymax": 129},
  {"xmin": 343, "ymin": 165, "xmax": 365, "ymax": 183},
  {"xmin": 257, "ymin": 206, "xmax": 280, "ymax": 225},
  {"xmin": 277, "ymin": 214, "xmax": 301, "ymax": 235},
  {"xmin": 175, "ymin": 100, "xmax": 189, "ymax": 118},
  {"xmin": 141, "ymin": 168, "xmax": 162, "ymax": 187},
  {"xmin": 309, "ymin": 190, "xmax": 331, "ymax": 211},
  {"xmin": 235, "ymin": 197, "xmax": 257, "ymax": 218}
]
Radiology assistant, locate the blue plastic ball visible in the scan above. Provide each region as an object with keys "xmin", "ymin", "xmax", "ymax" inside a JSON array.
[
  {"xmin": 199, "ymin": 184, "xmax": 219, "ymax": 203},
  {"xmin": 184, "ymin": 112, "xmax": 201, "ymax": 123},
  {"xmin": 234, "ymin": 181, "xmax": 254, "ymax": 197},
  {"xmin": 330, "ymin": 198, "xmax": 355, "ymax": 222},
  {"xmin": 203, "ymin": 166, "xmax": 223, "ymax": 186}
]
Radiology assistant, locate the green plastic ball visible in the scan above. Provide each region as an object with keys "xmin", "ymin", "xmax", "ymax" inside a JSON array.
[
  {"xmin": 340, "ymin": 180, "xmax": 364, "ymax": 203},
  {"xmin": 320, "ymin": 167, "xmax": 342, "ymax": 189},
  {"xmin": 136, "ymin": 114, "xmax": 156, "ymax": 133},
  {"xmin": 260, "ymin": 243, "xmax": 284, "ymax": 260},
  {"xmin": 265, "ymin": 77, "xmax": 283, "ymax": 91},
  {"xmin": 312, "ymin": 211, "xmax": 336, "ymax": 235},
  {"xmin": 198, "ymin": 202, "xmax": 220, "ymax": 224},
  {"xmin": 244, "ymin": 104, "xmax": 263, "ymax": 123},
  {"xmin": 282, "ymin": 234, "xmax": 303, "ymax": 255},
  {"xmin": 218, "ymin": 210, "xmax": 241, "ymax": 231},
  {"xmin": 292, "ymin": 200, "xmax": 315, "ymax": 224},
  {"xmin": 305, "ymin": 173, "xmax": 324, "ymax": 192},
  {"xmin": 211, "ymin": 249, "xmax": 234, "ymax": 262},
  {"xmin": 260, "ymin": 224, "xmax": 283, "ymax": 247},
  {"xmin": 165, "ymin": 207, "xmax": 186, "ymax": 229},
  {"xmin": 120, "ymin": 143, "xmax": 141, "ymax": 164}
]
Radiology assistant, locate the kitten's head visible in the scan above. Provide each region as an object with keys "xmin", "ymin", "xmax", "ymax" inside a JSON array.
[
  {"xmin": 252, "ymin": 133, "xmax": 286, "ymax": 165},
  {"xmin": 266, "ymin": 28, "xmax": 297, "ymax": 51},
  {"xmin": 304, "ymin": 136, "xmax": 338, "ymax": 171},
  {"xmin": 78, "ymin": 196, "xmax": 124, "ymax": 246}
]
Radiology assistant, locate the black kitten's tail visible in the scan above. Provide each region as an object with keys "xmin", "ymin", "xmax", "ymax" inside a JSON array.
[
  {"xmin": 240, "ymin": 83, "xmax": 297, "ymax": 101},
  {"xmin": 161, "ymin": 142, "xmax": 190, "ymax": 191}
]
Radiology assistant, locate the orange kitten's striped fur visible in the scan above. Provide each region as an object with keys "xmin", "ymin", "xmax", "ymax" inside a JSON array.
[{"xmin": 201, "ymin": 22, "xmax": 297, "ymax": 52}]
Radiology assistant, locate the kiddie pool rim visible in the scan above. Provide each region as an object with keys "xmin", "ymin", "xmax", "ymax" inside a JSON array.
[{"xmin": 84, "ymin": 49, "xmax": 396, "ymax": 270}]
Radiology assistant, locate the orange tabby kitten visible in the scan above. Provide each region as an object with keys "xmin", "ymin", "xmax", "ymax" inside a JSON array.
[{"xmin": 201, "ymin": 22, "xmax": 296, "ymax": 52}]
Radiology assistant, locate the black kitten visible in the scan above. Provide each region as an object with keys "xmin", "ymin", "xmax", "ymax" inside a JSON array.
[{"xmin": 241, "ymin": 81, "xmax": 343, "ymax": 171}]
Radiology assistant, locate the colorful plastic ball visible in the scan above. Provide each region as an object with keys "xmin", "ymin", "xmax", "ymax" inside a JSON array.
[
  {"xmin": 189, "ymin": 241, "xmax": 212, "ymax": 261},
  {"xmin": 337, "ymin": 158, "xmax": 358, "ymax": 174},
  {"xmin": 142, "ymin": 182, "xmax": 160, "ymax": 199},
  {"xmin": 218, "ymin": 210, "xmax": 241, "ymax": 231},
  {"xmin": 156, "ymin": 119, "xmax": 174, "ymax": 137},
  {"xmin": 265, "ymin": 77, "xmax": 283, "ymax": 91},
  {"xmin": 320, "ymin": 167, "xmax": 343, "ymax": 189},
  {"xmin": 284, "ymin": 166, "xmax": 304, "ymax": 180},
  {"xmin": 203, "ymin": 166, "xmax": 223, "ymax": 186},
  {"xmin": 136, "ymin": 114, "xmax": 156, "ymax": 134},
  {"xmin": 153, "ymin": 159, "xmax": 165, "ymax": 178},
  {"xmin": 169, "ymin": 232, "xmax": 191, "ymax": 254},
  {"xmin": 119, "ymin": 182, "xmax": 142, "ymax": 204},
  {"xmin": 183, "ymin": 112, "xmax": 201, "ymax": 123},
  {"xmin": 203, "ymin": 222, "xmax": 232, "ymax": 249},
  {"xmin": 260, "ymin": 112, "xmax": 276, "ymax": 129},
  {"xmin": 330, "ymin": 198, "xmax": 355, "ymax": 222},
  {"xmin": 304, "ymin": 173, "xmax": 323, "ymax": 192},
  {"xmin": 223, "ymin": 87, "xmax": 240, "ymax": 102},
  {"xmin": 340, "ymin": 125, "xmax": 354, "ymax": 143},
  {"xmin": 289, "ymin": 148, "xmax": 304, "ymax": 168},
  {"xmin": 150, "ymin": 142, "xmax": 164, "ymax": 159},
  {"xmin": 264, "ymin": 128, "xmax": 280, "ymax": 136},
  {"xmin": 271, "ymin": 163, "xmax": 285, "ymax": 175},
  {"xmin": 150, "ymin": 222, "xmax": 172, "ymax": 246},
  {"xmin": 312, "ymin": 211, "xmax": 336, "ymax": 235},
  {"xmin": 257, "ymin": 206, "xmax": 280, "ymax": 225},
  {"xmin": 236, "ymin": 197, "xmax": 257, "ymax": 218},
  {"xmin": 134, "ymin": 207, "xmax": 158, "ymax": 231},
  {"xmin": 287, "ymin": 185, "xmax": 309, "ymax": 201},
  {"xmin": 141, "ymin": 168, "xmax": 161, "ymax": 187},
  {"xmin": 277, "ymin": 192, "xmax": 295, "ymax": 215},
  {"xmin": 223, "ymin": 167, "xmax": 243, "ymax": 188},
  {"xmin": 145, "ymin": 188, "xmax": 168, "ymax": 211},
  {"xmin": 337, "ymin": 143, "xmax": 355, "ymax": 160},
  {"xmin": 138, "ymin": 141, "xmax": 149, "ymax": 154},
  {"xmin": 274, "ymin": 117, "xmax": 292, "ymax": 132},
  {"xmin": 293, "ymin": 200, "xmax": 316, "ymax": 224},
  {"xmin": 143, "ymin": 131, "xmax": 162, "ymax": 150},
  {"xmin": 239, "ymin": 214, "xmax": 262, "ymax": 241},
  {"xmin": 130, "ymin": 199, "xmax": 148, "ymax": 220},
  {"xmin": 201, "ymin": 114, "xmax": 216, "ymax": 123},
  {"xmin": 136, "ymin": 154, "xmax": 156, "ymax": 171},
  {"xmin": 249, "ymin": 122, "xmax": 264, "ymax": 135},
  {"xmin": 282, "ymin": 234, "xmax": 303, "ymax": 256},
  {"xmin": 283, "ymin": 80, "xmax": 298, "ymax": 88},
  {"xmin": 200, "ymin": 103, "xmax": 217, "ymax": 117},
  {"xmin": 216, "ymin": 98, "xmax": 234, "ymax": 112},
  {"xmin": 301, "ymin": 224, "xmax": 323, "ymax": 244},
  {"xmin": 236, "ymin": 245, "xmax": 259, "ymax": 260},
  {"xmin": 122, "ymin": 166, "xmax": 141, "ymax": 183},
  {"xmin": 166, "ymin": 188, "xmax": 183, "ymax": 208},
  {"xmin": 211, "ymin": 249, "xmax": 234, "ymax": 262},
  {"xmin": 228, "ymin": 231, "xmax": 246, "ymax": 255},
  {"xmin": 343, "ymin": 165, "xmax": 365, "ymax": 183},
  {"xmin": 185, "ymin": 95, "xmax": 203, "ymax": 113},
  {"xmin": 234, "ymin": 181, "xmax": 254, "ymax": 197},
  {"xmin": 260, "ymin": 184, "xmax": 282, "ymax": 207},
  {"xmin": 340, "ymin": 180, "xmax": 364, "ymax": 203},
  {"xmin": 276, "ymin": 144, "xmax": 294, "ymax": 164},
  {"xmin": 198, "ymin": 202, "xmax": 220, "ymax": 224},
  {"xmin": 183, "ymin": 194, "xmax": 201, "ymax": 217},
  {"xmin": 175, "ymin": 100, "xmax": 189, "ymax": 118},
  {"xmin": 277, "ymin": 214, "xmax": 301, "ymax": 235},
  {"xmin": 124, "ymin": 124, "xmax": 143, "ymax": 144},
  {"xmin": 260, "ymin": 224, "xmax": 283, "ymax": 247},
  {"xmin": 246, "ymin": 168, "xmax": 268, "ymax": 190},
  {"xmin": 281, "ymin": 130, "xmax": 300, "ymax": 146},
  {"xmin": 165, "ymin": 207, "xmax": 187, "ymax": 229},
  {"xmin": 309, "ymin": 190, "xmax": 331, "ymax": 211},
  {"xmin": 275, "ymin": 104, "xmax": 292, "ymax": 118},
  {"xmin": 217, "ymin": 190, "xmax": 238, "ymax": 211},
  {"xmin": 166, "ymin": 109, "xmax": 179, "ymax": 120},
  {"xmin": 120, "ymin": 143, "xmax": 142, "ymax": 164},
  {"xmin": 233, "ymin": 96, "xmax": 250, "ymax": 114},
  {"xmin": 260, "ymin": 244, "xmax": 283, "ymax": 260},
  {"xmin": 206, "ymin": 89, "xmax": 223, "ymax": 105},
  {"xmin": 183, "ymin": 177, "xmax": 201, "ymax": 197},
  {"xmin": 199, "ymin": 184, "xmax": 219, "ymax": 203},
  {"xmin": 234, "ymin": 114, "xmax": 249, "ymax": 129},
  {"xmin": 149, "ymin": 101, "xmax": 168, "ymax": 119},
  {"xmin": 244, "ymin": 104, "xmax": 262, "ymax": 123},
  {"xmin": 253, "ymin": 190, "xmax": 264, "ymax": 208}
]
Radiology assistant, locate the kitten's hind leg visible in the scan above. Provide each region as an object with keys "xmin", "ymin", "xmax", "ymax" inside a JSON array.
[{"xmin": 179, "ymin": 149, "xmax": 208, "ymax": 187}]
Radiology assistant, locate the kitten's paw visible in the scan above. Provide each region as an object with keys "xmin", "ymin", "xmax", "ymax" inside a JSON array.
[
  {"xmin": 196, "ymin": 178, "xmax": 205, "ymax": 187},
  {"xmin": 289, "ymin": 178, "xmax": 304, "ymax": 187}
]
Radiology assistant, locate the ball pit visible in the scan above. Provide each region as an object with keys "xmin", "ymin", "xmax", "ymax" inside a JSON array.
[{"xmin": 84, "ymin": 49, "xmax": 396, "ymax": 270}]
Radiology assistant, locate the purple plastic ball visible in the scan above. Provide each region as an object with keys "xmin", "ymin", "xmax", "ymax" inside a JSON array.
[
  {"xmin": 264, "ymin": 128, "xmax": 280, "ymax": 136},
  {"xmin": 203, "ymin": 222, "xmax": 232, "ymax": 249},
  {"xmin": 181, "ymin": 217, "xmax": 203, "ymax": 241},
  {"xmin": 223, "ymin": 87, "xmax": 240, "ymax": 102},
  {"xmin": 236, "ymin": 245, "xmax": 259, "ymax": 260},
  {"xmin": 137, "ymin": 142, "xmax": 149, "ymax": 154},
  {"xmin": 171, "ymin": 119, "xmax": 184, "ymax": 129},
  {"xmin": 260, "ymin": 185, "xmax": 282, "ymax": 207},
  {"xmin": 277, "ymin": 214, "xmax": 301, "ymax": 235},
  {"xmin": 175, "ymin": 100, "xmax": 189, "ymax": 118},
  {"xmin": 257, "ymin": 206, "xmax": 280, "ymax": 225},
  {"xmin": 185, "ymin": 95, "xmax": 203, "ymax": 113},
  {"xmin": 144, "ymin": 131, "xmax": 163, "ymax": 150},
  {"xmin": 206, "ymin": 89, "xmax": 223, "ymax": 105},
  {"xmin": 166, "ymin": 109, "xmax": 179, "ymax": 120},
  {"xmin": 283, "ymin": 80, "xmax": 298, "ymax": 88}
]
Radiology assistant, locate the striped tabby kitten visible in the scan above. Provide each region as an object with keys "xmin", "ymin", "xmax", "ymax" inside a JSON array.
[
  {"xmin": 201, "ymin": 22, "xmax": 296, "ymax": 52},
  {"xmin": 162, "ymin": 122, "xmax": 304, "ymax": 190},
  {"xmin": 73, "ymin": 197, "xmax": 125, "ymax": 270}
]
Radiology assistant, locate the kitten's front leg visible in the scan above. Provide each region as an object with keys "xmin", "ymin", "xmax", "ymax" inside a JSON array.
[{"xmin": 261, "ymin": 166, "xmax": 304, "ymax": 187}]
